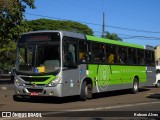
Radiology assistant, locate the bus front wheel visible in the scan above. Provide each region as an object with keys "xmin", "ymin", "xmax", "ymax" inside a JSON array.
[
  {"xmin": 80, "ymin": 81, "xmax": 92, "ymax": 101},
  {"xmin": 132, "ymin": 78, "xmax": 139, "ymax": 94},
  {"xmin": 13, "ymin": 95, "xmax": 24, "ymax": 102}
]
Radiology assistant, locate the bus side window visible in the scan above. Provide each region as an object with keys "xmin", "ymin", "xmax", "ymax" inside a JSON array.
[
  {"xmin": 106, "ymin": 45, "xmax": 117, "ymax": 64},
  {"xmin": 145, "ymin": 50, "xmax": 152, "ymax": 66},
  {"xmin": 79, "ymin": 41, "xmax": 91, "ymax": 63},
  {"xmin": 137, "ymin": 49, "xmax": 145, "ymax": 65},
  {"xmin": 151, "ymin": 51, "xmax": 155, "ymax": 65},
  {"xmin": 118, "ymin": 47, "xmax": 128, "ymax": 64},
  {"xmin": 64, "ymin": 42, "xmax": 77, "ymax": 67},
  {"xmin": 128, "ymin": 48, "xmax": 137, "ymax": 65},
  {"xmin": 92, "ymin": 43, "xmax": 105, "ymax": 63}
]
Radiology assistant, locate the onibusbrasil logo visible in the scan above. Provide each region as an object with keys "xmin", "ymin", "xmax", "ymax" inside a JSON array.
[{"xmin": 1, "ymin": 112, "xmax": 42, "ymax": 118}]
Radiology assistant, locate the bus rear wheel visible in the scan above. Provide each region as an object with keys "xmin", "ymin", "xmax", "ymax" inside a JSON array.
[
  {"xmin": 80, "ymin": 81, "xmax": 92, "ymax": 101},
  {"xmin": 132, "ymin": 78, "xmax": 139, "ymax": 94}
]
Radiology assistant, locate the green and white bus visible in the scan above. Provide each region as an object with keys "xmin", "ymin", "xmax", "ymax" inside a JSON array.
[{"xmin": 14, "ymin": 30, "xmax": 156, "ymax": 101}]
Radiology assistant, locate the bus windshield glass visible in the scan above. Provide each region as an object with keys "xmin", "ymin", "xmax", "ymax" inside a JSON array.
[
  {"xmin": 16, "ymin": 32, "xmax": 61, "ymax": 75},
  {"xmin": 18, "ymin": 46, "xmax": 33, "ymax": 72}
]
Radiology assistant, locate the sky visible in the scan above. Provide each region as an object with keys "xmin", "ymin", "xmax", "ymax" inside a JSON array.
[{"xmin": 25, "ymin": 0, "xmax": 160, "ymax": 47}]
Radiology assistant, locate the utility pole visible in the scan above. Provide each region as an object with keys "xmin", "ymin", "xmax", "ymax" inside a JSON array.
[{"xmin": 102, "ymin": 12, "xmax": 105, "ymax": 38}]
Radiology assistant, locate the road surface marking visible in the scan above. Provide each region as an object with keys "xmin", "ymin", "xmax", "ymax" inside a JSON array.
[
  {"xmin": 1, "ymin": 87, "xmax": 7, "ymax": 91},
  {"xmin": 67, "ymin": 101, "xmax": 160, "ymax": 111}
]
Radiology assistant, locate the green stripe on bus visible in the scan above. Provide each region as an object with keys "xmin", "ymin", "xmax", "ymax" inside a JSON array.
[
  {"xmin": 86, "ymin": 35, "xmax": 144, "ymax": 49},
  {"xmin": 31, "ymin": 75, "xmax": 56, "ymax": 84}
]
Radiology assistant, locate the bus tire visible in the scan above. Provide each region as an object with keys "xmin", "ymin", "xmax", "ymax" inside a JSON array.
[
  {"xmin": 80, "ymin": 81, "xmax": 92, "ymax": 101},
  {"xmin": 132, "ymin": 78, "xmax": 139, "ymax": 94},
  {"xmin": 86, "ymin": 83, "xmax": 93, "ymax": 99}
]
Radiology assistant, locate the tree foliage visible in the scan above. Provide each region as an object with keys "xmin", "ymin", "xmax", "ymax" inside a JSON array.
[
  {"xmin": 25, "ymin": 18, "xmax": 94, "ymax": 35},
  {"xmin": 0, "ymin": 0, "xmax": 35, "ymax": 70},
  {"xmin": 104, "ymin": 31, "xmax": 122, "ymax": 41},
  {"xmin": 0, "ymin": 41, "xmax": 16, "ymax": 70},
  {"xmin": 0, "ymin": 0, "xmax": 35, "ymax": 45}
]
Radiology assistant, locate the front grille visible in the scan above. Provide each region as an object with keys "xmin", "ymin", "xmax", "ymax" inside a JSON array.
[
  {"xmin": 27, "ymin": 88, "xmax": 43, "ymax": 93},
  {"xmin": 24, "ymin": 83, "xmax": 46, "ymax": 87},
  {"xmin": 21, "ymin": 77, "xmax": 50, "ymax": 82}
]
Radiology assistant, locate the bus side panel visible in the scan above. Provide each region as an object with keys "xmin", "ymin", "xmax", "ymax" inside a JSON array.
[
  {"xmin": 109, "ymin": 65, "xmax": 122, "ymax": 85},
  {"xmin": 108, "ymin": 65, "xmax": 147, "ymax": 91},
  {"xmin": 88, "ymin": 64, "xmax": 147, "ymax": 93},
  {"xmin": 107, "ymin": 84, "xmax": 132, "ymax": 92},
  {"xmin": 61, "ymin": 65, "xmax": 87, "ymax": 97},
  {"xmin": 88, "ymin": 64, "xmax": 124, "ymax": 93},
  {"xmin": 119, "ymin": 66, "xmax": 147, "ymax": 84},
  {"xmin": 144, "ymin": 66, "xmax": 156, "ymax": 86},
  {"xmin": 87, "ymin": 64, "xmax": 99, "ymax": 93},
  {"xmin": 62, "ymin": 68, "xmax": 79, "ymax": 97}
]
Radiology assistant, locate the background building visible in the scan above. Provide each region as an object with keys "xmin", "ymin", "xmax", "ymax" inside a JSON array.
[{"xmin": 155, "ymin": 45, "xmax": 160, "ymax": 65}]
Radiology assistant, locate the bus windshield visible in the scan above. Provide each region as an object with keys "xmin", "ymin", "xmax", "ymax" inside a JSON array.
[
  {"xmin": 16, "ymin": 32, "xmax": 61, "ymax": 75},
  {"xmin": 16, "ymin": 44, "xmax": 60, "ymax": 74}
]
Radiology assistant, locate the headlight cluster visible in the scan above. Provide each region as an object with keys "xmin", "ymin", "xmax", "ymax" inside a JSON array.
[
  {"xmin": 47, "ymin": 77, "xmax": 61, "ymax": 87},
  {"xmin": 15, "ymin": 78, "xmax": 23, "ymax": 86}
]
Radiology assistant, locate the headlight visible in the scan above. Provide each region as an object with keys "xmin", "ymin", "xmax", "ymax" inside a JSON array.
[
  {"xmin": 15, "ymin": 78, "xmax": 23, "ymax": 86},
  {"xmin": 47, "ymin": 77, "xmax": 61, "ymax": 87}
]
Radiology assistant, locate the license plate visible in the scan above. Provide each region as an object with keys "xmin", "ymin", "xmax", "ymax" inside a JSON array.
[{"xmin": 30, "ymin": 92, "xmax": 39, "ymax": 96}]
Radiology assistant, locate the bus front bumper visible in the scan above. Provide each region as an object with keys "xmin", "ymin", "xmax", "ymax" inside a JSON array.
[{"xmin": 14, "ymin": 84, "xmax": 62, "ymax": 97}]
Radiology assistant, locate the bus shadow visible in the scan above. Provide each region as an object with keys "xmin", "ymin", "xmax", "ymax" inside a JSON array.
[
  {"xmin": 92, "ymin": 88, "xmax": 150, "ymax": 99},
  {"xmin": 13, "ymin": 95, "xmax": 80, "ymax": 104},
  {"xmin": 145, "ymin": 86, "xmax": 160, "ymax": 100},
  {"xmin": 147, "ymin": 93, "xmax": 160, "ymax": 100},
  {"xmin": 145, "ymin": 85, "xmax": 157, "ymax": 88},
  {"xmin": 13, "ymin": 88, "xmax": 150, "ymax": 104}
]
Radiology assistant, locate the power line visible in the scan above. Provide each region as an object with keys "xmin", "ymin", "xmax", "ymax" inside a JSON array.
[
  {"xmin": 94, "ymin": 31, "xmax": 160, "ymax": 40},
  {"xmin": 25, "ymin": 12, "xmax": 102, "ymax": 26},
  {"xmin": 25, "ymin": 13, "xmax": 68, "ymax": 21},
  {"xmin": 117, "ymin": 33, "xmax": 160, "ymax": 40},
  {"xmin": 25, "ymin": 12, "xmax": 160, "ymax": 34},
  {"xmin": 107, "ymin": 25, "xmax": 160, "ymax": 34},
  {"xmin": 121, "ymin": 36, "xmax": 160, "ymax": 40},
  {"xmin": 24, "ymin": 12, "xmax": 160, "ymax": 40}
]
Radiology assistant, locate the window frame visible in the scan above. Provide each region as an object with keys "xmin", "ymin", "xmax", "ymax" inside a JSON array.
[{"xmin": 63, "ymin": 37, "xmax": 78, "ymax": 69}]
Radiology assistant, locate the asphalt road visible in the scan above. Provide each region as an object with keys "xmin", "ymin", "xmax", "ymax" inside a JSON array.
[{"xmin": 0, "ymin": 79, "xmax": 160, "ymax": 120}]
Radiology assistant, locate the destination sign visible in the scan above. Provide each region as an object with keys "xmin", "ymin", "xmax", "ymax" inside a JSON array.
[{"xmin": 28, "ymin": 35, "xmax": 51, "ymax": 41}]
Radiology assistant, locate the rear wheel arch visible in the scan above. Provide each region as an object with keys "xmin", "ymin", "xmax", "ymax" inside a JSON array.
[
  {"xmin": 80, "ymin": 77, "xmax": 93, "ymax": 101},
  {"xmin": 80, "ymin": 77, "xmax": 93, "ymax": 89},
  {"xmin": 134, "ymin": 76, "xmax": 139, "ymax": 82},
  {"xmin": 84, "ymin": 77, "xmax": 93, "ymax": 85}
]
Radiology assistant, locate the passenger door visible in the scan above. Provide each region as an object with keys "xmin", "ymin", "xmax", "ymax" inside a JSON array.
[{"xmin": 62, "ymin": 39, "xmax": 80, "ymax": 96}]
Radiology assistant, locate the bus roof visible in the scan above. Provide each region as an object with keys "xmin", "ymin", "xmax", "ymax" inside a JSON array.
[
  {"xmin": 21, "ymin": 30, "xmax": 152, "ymax": 50},
  {"xmin": 22, "ymin": 30, "xmax": 86, "ymax": 40},
  {"xmin": 86, "ymin": 35, "xmax": 144, "ymax": 49}
]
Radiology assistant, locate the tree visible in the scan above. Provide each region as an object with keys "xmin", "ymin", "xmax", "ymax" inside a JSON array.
[
  {"xmin": 0, "ymin": 0, "xmax": 35, "ymax": 70},
  {"xmin": 0, "ymin": 0, "xmax": 35, "ymax": 45},
  {"xmin": 0, "ymin": 41, "xmax": 16, "ymax": 71},
  {"xmin": 104, "ymin": 31, "xmax": 122, "ymax": 41},
  {"xmin": 25, "ymin": 18, "xmax": 94, "ymax": 35}
]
